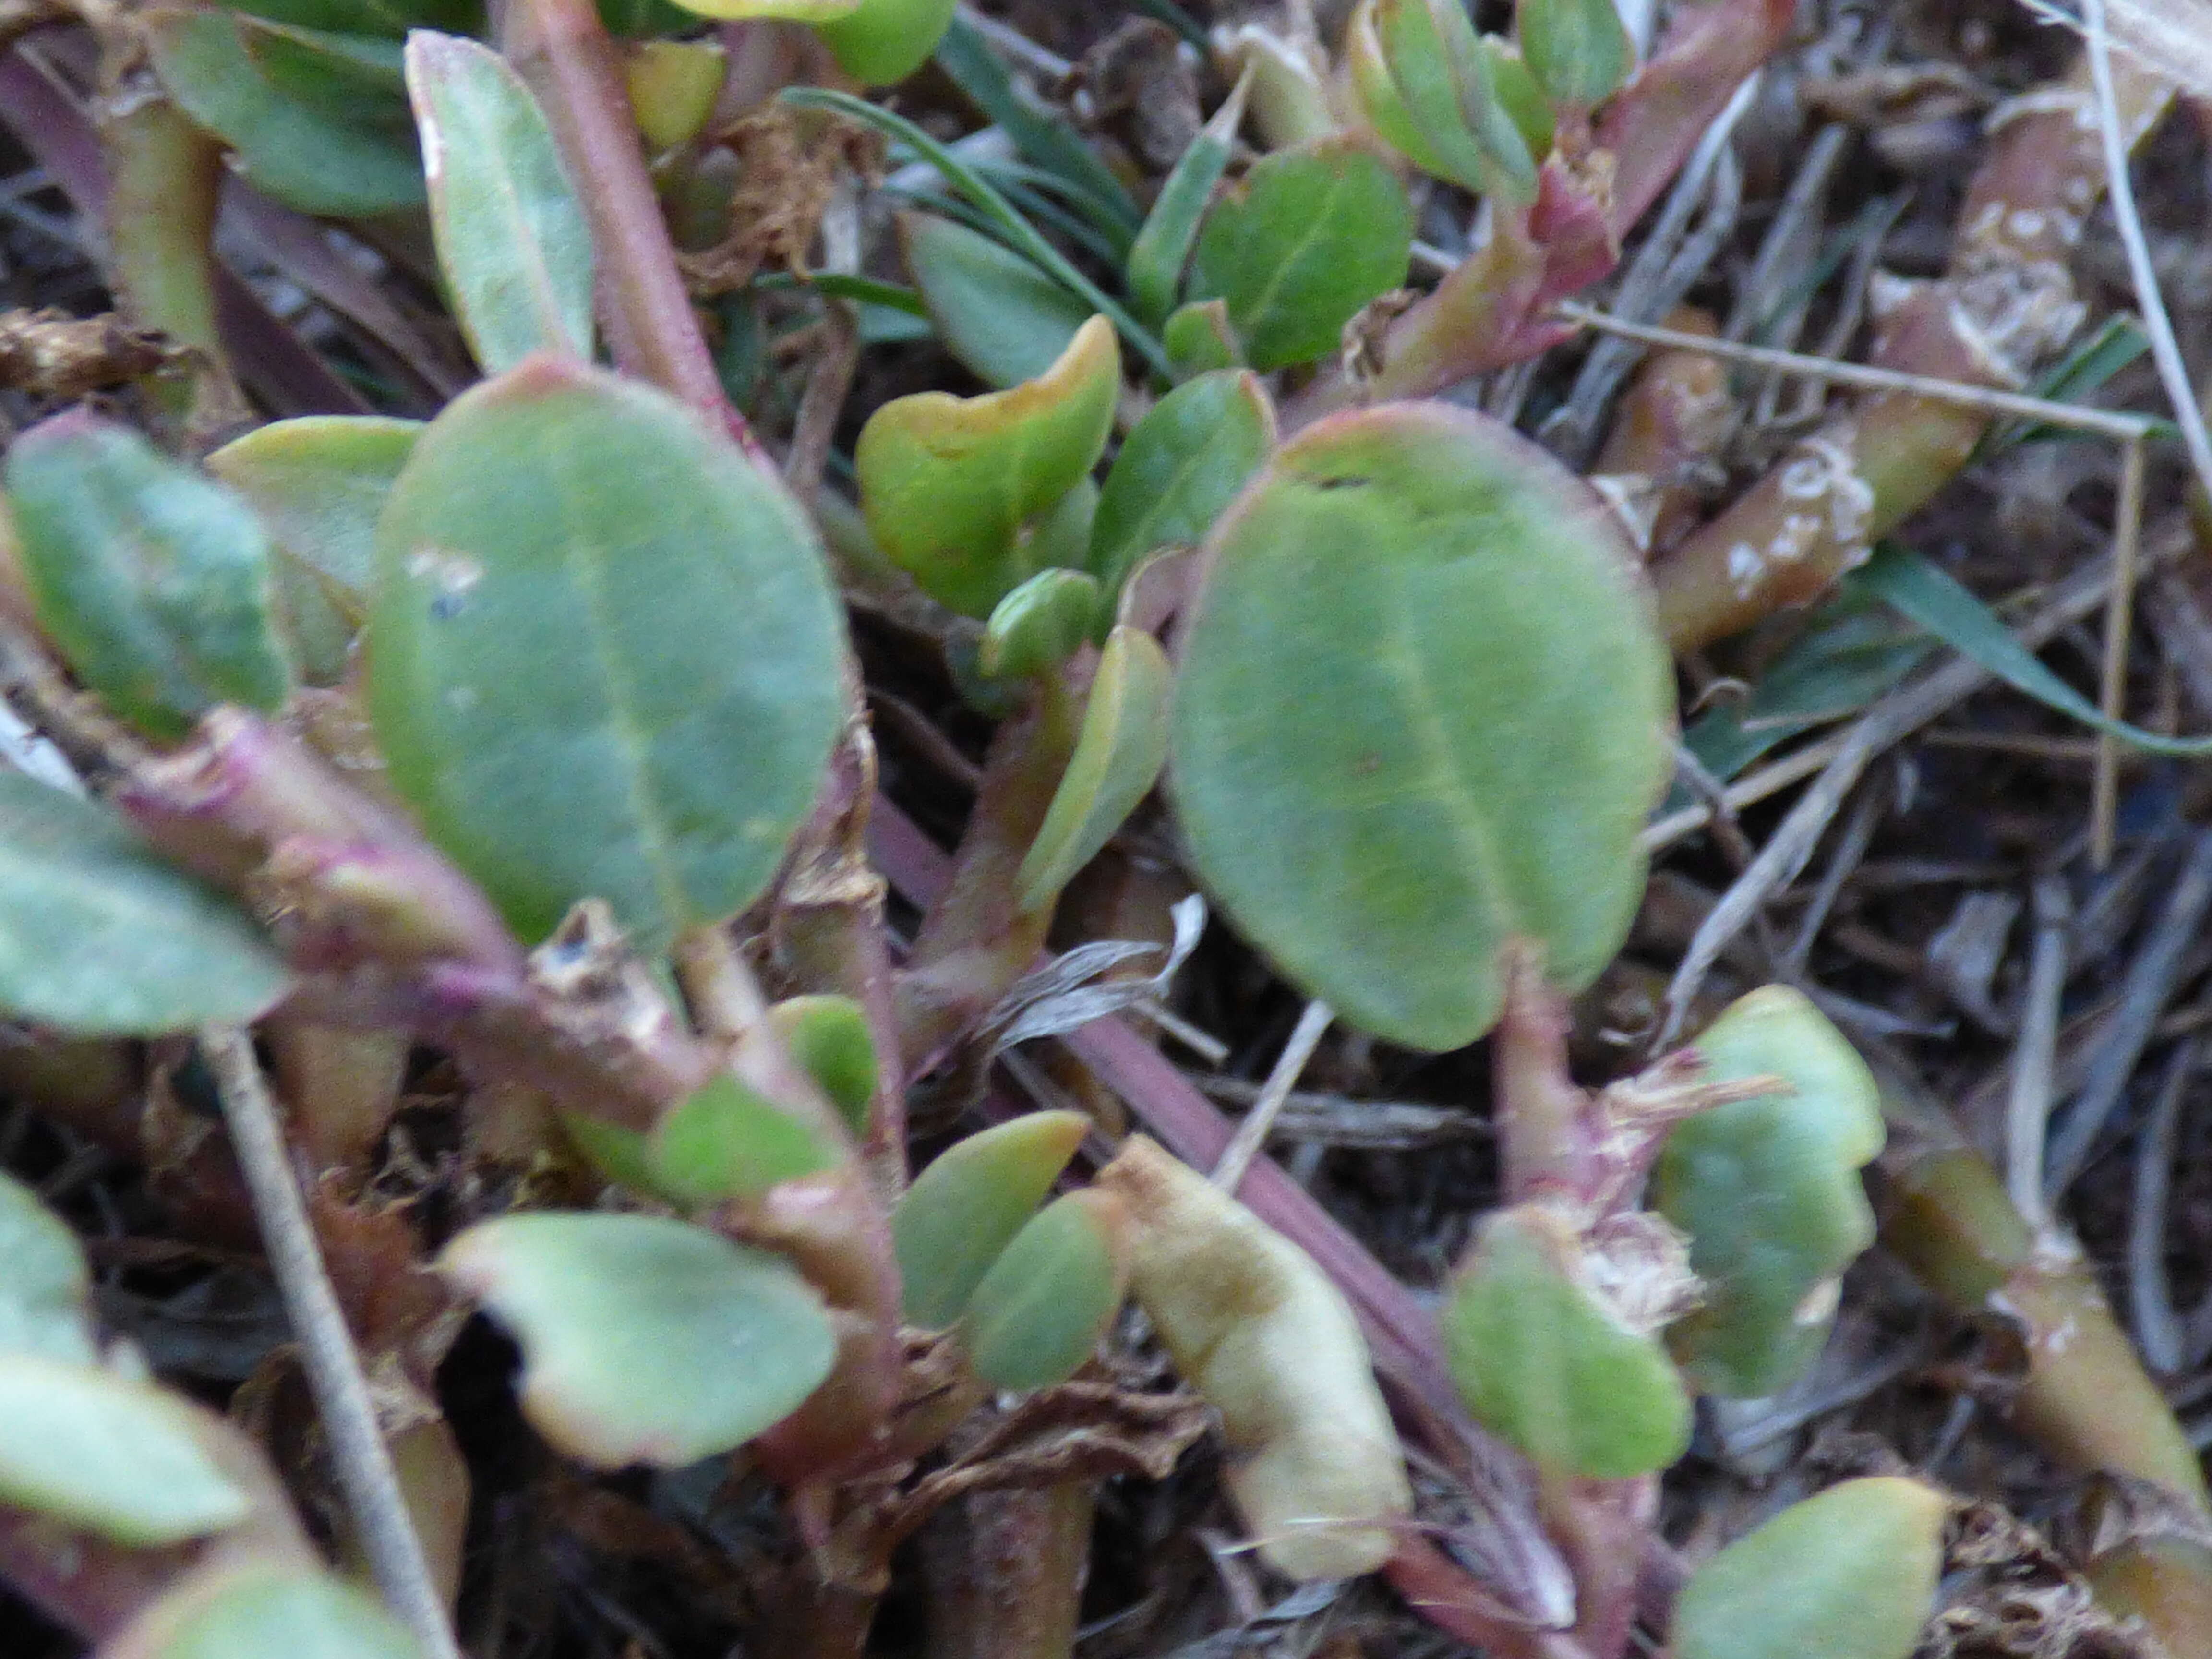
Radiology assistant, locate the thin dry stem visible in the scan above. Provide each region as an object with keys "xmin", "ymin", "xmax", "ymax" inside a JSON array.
[
  {"xmin": 1211, "ymin": 998, "xmax": 1332, "ymax": 1194},
  {"xmin": 198, "ymin": 1026, "xmax": 461, "ymax": 1659}
]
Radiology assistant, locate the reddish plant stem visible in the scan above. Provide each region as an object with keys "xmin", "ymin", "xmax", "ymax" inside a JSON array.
[
  {"xmin": 893, "ymin": 672, "xmax": 1083, "ymax": 1077},
  {"xmin": 501, "ymin": 0, "xmax": 760, "ymax": 457},
  {"xmin": 1650, "ymin": 55, "xmax": 2174, "ymax": 653},
  {"xmin": 1284, "ymin": 0, "xmax": 1792, "ymax": 427},
  {"xmin": 867, "ymin": 794, "xmax": 1580, "ymax": 1651}
]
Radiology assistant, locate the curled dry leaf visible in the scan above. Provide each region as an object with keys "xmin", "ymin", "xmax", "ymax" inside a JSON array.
[{"xmin": 1095, "ymin": 1136, "xmax": 1411, "ymax": 1579}]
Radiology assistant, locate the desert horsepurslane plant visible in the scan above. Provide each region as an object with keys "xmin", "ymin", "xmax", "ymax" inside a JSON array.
[{"xmin": 0, "ymin": 0, "xmax": 2201, "ymax": 1657}]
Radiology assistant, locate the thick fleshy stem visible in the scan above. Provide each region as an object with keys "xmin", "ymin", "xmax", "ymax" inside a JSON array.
[
  {"xmin": 676, "ymin": 924, "xmax": 903, "ymax": 1489},
  {"xmin": 1876, "ymin": 1074, "xmax": 2212, "ymax": 1655},
  {"xmin": 1650, "ymin": 55, "xmax": 2175, "ymax": 653},
  {"xmin": 501, "ymin": 0, "xmax": 762, "ymax": 458},
  {"xmin": 893, "ymin": 670, "xmax": 1085, "ymax": 1077},
  {"xmin": 1284, "ymin": 0, "xmax": 1792, "ymax": 428}
]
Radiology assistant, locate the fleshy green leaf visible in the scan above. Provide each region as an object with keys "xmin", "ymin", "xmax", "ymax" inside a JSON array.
[
  {"xmin": 1016, "ymin": 626, "xmax": 1171, "ymax": 914},
  {"xmin": 207, "ymin": 416, "xmax": 420, "ymax": 684},
  {"xmin": 1671, "ymin": 1478, "xmax": 1947, "ymax": 1659},
  {"xmin": 227, "ymin": 0, "xmax": 479, "ymax": 40},
  {"xmin": 1187, "ymin": 137, "xmax": 1412, "ymax": 372},
  {"xmin": 646, "ymin": 1073, "xmax": 837, "ymax": 1205},
  {"xmin": 208, "ymin": 417, "xmax": 422, "ymax": 607},
  {"xmin": 0, "ymin": 773, "xmax": 289, "ymax": 1035},
  {"xmin": 1655, "ymin": 987, "xmax": 1884, "ymax": 1398},
  {"xmin": 438, "ymin": 1212, "xmax": 836, "ymax": 1467},
  {"xmin": 115, "ymin": 1567, "xmax": 423, "ymax": 1659},
  {"xmin": 855, "ymin": 315, "xmax": 1119, "ymax": 618},
  {"xmin": 367, "ymin": 357, "xmax": 846, "ymax": 957},
  {"xmin": 1345, "ymin": 0, "xmax": 1459, "ymax": 184},
  {"xmin": 0, "ymin": 1171, "xmax": 96, "ymax": 1365},
  {"xmin": 981, "ymin": 569, "xmax": 1101, "ymax": 680},
  {"xmin": 893, "ymin": 1110, "xmax": 1088, "ymax": 1327},
  {"xmin": 5, "ymin": 413, "xmax": 292, "ymax": 740},
  {"xmin": 0, "ymin": 1356, "xmax": 252, "ymax": 1544},
  {"xmin": 964, "ymin": 1190, "xmax": 1130, "ymax": 1391},
  {"xmin": 1089, "ymin": 370, "xmax": 1274, "ymax": 599},
  {"xmin": 664, "ymin": 0, "xmax": 854, "ymax": 17},
  {"xmin": 1440, "ymin": 1204, "xmax": 1689, "ymax": 1479},
  {"xmin": 1366, "ymin": 0, "xmax": 1503, "ymax": 195},
  {"xmin": 1517, "ymin": 0, "xmax": 1632, "ymax": 109},
  {"xmin": 811, "ymin": 0, "xmax": 957, "ymax": 85},
  {"xmin": 241, "ymin": 19, "xmax": 410, "ymax": 121},
  {"xmin": 406, "ymin": 32, "xmax": 594, "ymax": 376},
  {"xmin": 624, "ymin": 39, "xmax": 731, "ymax": 152},
  {"xmin": 1125, "ymin": 77, "xmax": 1248, "ymax": 325},
  {"xmin": 897, "ymin": 212, "xmax": 1092, "ymax": 390},
  {"xmin": 769, "ymin": 996, "xmax": 878, "ymax": 1137},
  {"xmin": 1171, "ymin": 402, "xmax": 1671, "ymax": 1051},
  {"xmin": 145, "ymin": 8, "xmax": 425, "ymax": 216},
  {"xmin": 1163, "ymin": 299, "xmax": 1242, "ymax": 377}
]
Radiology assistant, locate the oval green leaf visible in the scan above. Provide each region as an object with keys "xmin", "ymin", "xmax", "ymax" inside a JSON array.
[
  {"xmin": 0, "ymin": 1171, "xmax": 96, "ymax": 1365},
  {"xmin": 1518, "ymin": 0, "xmax": 1632, "ymax": 109},
  {"xmin": 646, "ymin": 1073, "xmax": 837, "ymax": 1205},
  {"xmin": 1171, "ymin": 401, "xmax": 1671, "ymax": 1051},
  {"xmin": 367, "ymin": 356, "xmax": 846, "ymax": 956},
  {"xmin": 145, "ymin": 8, "xmax": 424, "ymax": 216},
  {"xmin": 980, "ymin": 568, "xmax": 1100, "ymax": 680},
  {"xmin": 208, "ymin": 416, "xmax": 420, "ymax": 682},
  {"xmin": 1672, "ymin": 1477, "xmax": 1946, "ymax": 1659},
  {"xmin": 6, "ymin": 412, "xmax": 292, "ymax": 741},
  {"xmin": 0, "ymin": 1356, "xmax": 252, "ymax": 1544},
  {"xmin": 1016, "ymin": 626, "xmax": 1171, "ymax": 914},
  {"xmin": 1089, "ymin": 370, "xmax": 1274, "ymax": 599},
  {"xmin": 898, "ymin": 213, "xmax": 1092, "ymax": 391},
  {"xmin": 114, "ymin": 1567, "xmax": 422, "ymax": 1659},
  {"xmin": 893, "ymin": 1110, "xmax": 1087, "ymax": 1328},
  {"xmin": 1162, "ymin": 299, "xmax": 1242, "ymax": 378},
  {"xmin": 855, "ymin": 315, "xmax": 1119, "ymax": 618},
  {"xmin": 1440, "ymin": 1204, "xmax": 1689, "ymax": 1479},
  {"xmin": 964, "ymin": 1190, "xmax": 1130, "ymax": 1392},
  {"xmin": 208, "ymin": 417, "xmax": 422, "ymax": 605},
  {"xmin": 437, "ymin": 1211, "xmax": 836, "ymax": 1467},
  {"xmin": 811, "ymin": 0, "xmax": 957, "ymax": 86},
  {"xmin": 0, "ymin": 773, "xmax": 289, "ymax": 1035},
  {"xmin": 1655, "ymin": 986, "xmax": 1886, "ymax": 1399},
  {"xmin": 769, "ymin": 995, "xmax": 878, "ymax": 1137},
  {"xmin": 1187, "ymin": 137, "xmax": 1412, "ymax": 371},
  {"xmin": 406, "ymin": 32, "xmax": 595, "ymax": 375}
]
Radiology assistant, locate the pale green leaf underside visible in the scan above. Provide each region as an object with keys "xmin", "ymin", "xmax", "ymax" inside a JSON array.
[
  {"xmin": 0, "ymin": 773, "xmax": 289, "ymax": 1035},
  {"xmin": 1671, "ymin": 1478, "xmax": 1945, "ymax": 1659},
  {"xmin": 1656, "ymin": 986, "xmax": 1884, "ymax": 1398},
  {"xmin": 128, "ymin": 1567, "xmax": 424, "ymax": 1659},
  {"xmin": 438, "ymin": 1212, "xmax": 836, "ymax": 1468},
  {"xmin": 406, "ymin": 32, "xmax": 595, "ymax": 375},
  {"xmin": 1171, "ymin": 402, "xmax": 1670, "ymax": 1051},
  {"xmin": 0, "ymin": 1171, "xmax": 96, "ymax": 1365},
  {"xmin": 0, "ymin": 1356, "xmax": 252, "ymax": 1544}
]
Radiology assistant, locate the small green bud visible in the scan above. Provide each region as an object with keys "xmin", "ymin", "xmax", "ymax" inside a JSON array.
[
  {"xmin": 767, "ymin": 995, "xmax": 878, "ymax": 1137},
  {"xmin": 964, "ymin": 1189, "xmax": 1130, "ymax": 1390}
]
